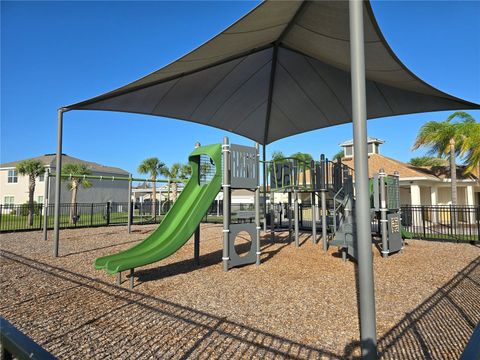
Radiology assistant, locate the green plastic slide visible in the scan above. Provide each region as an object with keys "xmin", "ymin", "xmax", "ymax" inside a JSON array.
[{"xmin": 95, "ymin": 144, "xmax": 222, "ymax": 274}]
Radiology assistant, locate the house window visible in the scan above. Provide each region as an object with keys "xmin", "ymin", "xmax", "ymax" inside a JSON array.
[
  {"xmin": 37, "ymin": 196, "xmax": 44, "ymax": 204},
  {"xmin": 345, "ymin": 146, "xmax": 353, "ymax": 157},
  {"xmin": 4, "ymin": 196, "xmax": 14, "ymax": 209},
  {"xmin": 368, "ymin": 143, "xmax": 374, "ymax": 154},
  {"xmin": 7, "ymin": 170, "xmax": 18, "ymax": 183},
  {"xmin": 38, "ymin": 173, "xmax": 45, "ymax": 182}
]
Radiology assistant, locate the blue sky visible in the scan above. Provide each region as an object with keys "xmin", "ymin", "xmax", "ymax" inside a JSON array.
[{"xmin": 2, "ymin": 1, "xmax": 479, "ymax": 178}]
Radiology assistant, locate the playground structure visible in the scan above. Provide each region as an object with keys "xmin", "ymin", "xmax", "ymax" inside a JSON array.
[
  {"xmin": 266, "ymin": 155, "xmax": 403, "ymax": 261},
  {"xmin": 94, "ymin": 138, "xmax": 262, "ymax": 287},
  {"xmin": 48, "ymin": 1, "xmax": 480, "ymax": 355},
  {"xmin": 91, "ymin": 140, "xmax": 406, "ymax": 289}
]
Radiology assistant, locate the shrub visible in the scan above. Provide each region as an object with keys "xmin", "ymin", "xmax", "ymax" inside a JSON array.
[{"xmin": 19, "ymin": 201, "xmax": 41, "ymax": 216}]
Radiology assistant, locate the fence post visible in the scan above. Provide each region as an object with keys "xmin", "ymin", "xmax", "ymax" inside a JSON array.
[
  {"xmin": 422, "ymin": 206, "xmax": 426, "ymax": 239},
  {"xmin": 449, "ymin": 205, "xmax": 453, "ymax": 241},
  {"xmin": 477, "ymin": 207, "xmax": 480, "ymax": 242},
  {"xmin": 43, "ymin": 170, "xmax": 50, "ymax": 240},
  {"xmin": 106, "ymin": 202, "xmax": 111, "ymax": 226},
  {"xmin": 90, "ymin": 203, "xmax": 93, "ymax": 226},
  {"xmin": 129, "ymin": 201, "xmax": 134, "ymax": 227},
  {"xmin": 127, "ymin": 174, "xmax": 132, "ymax": 233},
  {"xmin": 39, "ymin": 204, "xmax": 43, "ymax": 231}
]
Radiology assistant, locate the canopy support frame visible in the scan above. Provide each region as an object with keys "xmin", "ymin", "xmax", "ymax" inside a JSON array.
[
  {"xmin": 53, "ymin": 108, "xmax": 67, "ymax": 257},
  {"xmin": 349, "ymin": 0, "xmax": 377, "ymax": 358}
]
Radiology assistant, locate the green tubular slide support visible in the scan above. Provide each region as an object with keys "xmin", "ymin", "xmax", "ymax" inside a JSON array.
[{"xmin": 94, "ymin": 144, "xmax": 222, "ymax": 274}]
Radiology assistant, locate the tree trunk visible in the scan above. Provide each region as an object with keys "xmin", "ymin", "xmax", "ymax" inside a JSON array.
[
  {"xmin": 172, "ymin": 182, "xmax": 178, "ymax": 202},
  {"xmin": 70, "ymin": 181, "xmax": 78, "ymax": 224},
  {"xmin": 450, "ymin": 139, "xmax": 457, "ymax": 205},
  {"xmin": 152, "ymin": 177, "xmax": 157, "ymax": 217},
  {"xmin": 167, "ymin": 181, "xmax": 171, "ymax": 204},
  {"xmin": 28, "ymin": 175, "xmax": 36, "ymax": 226}
]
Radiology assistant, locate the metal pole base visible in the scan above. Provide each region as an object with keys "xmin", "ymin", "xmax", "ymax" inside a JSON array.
[
  {"xmin": 194, "ymin": 225, "xmax": 200, "ymax": 265},
  {"xmin": 129, "ymin": 269, "xmax": 134, "ymax": 289}
]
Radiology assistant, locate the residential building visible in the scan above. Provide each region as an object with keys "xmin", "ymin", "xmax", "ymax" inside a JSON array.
[
  {"xmin": 339, "ymin": 138, "xmax": 479, "ymax": 207},
  {"xmin": 0, "ymin": 154, "xmax": 129, "ymax": 206}
]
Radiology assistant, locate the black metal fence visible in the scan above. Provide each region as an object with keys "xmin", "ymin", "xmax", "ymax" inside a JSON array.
[
  {"xmin": 401, "ymin": 205, "xmax": 479, "ymax": 242},
  {"xmin": 0, "ymin": 201, "xmax": 256, "ymax": 232},
  {"xmin": 2, "ymin": 201, "xmax": 478, "ymax": 243},
  {"xmin": 0, "ymin": 202, "xmax": 165, "ymax": 232}
]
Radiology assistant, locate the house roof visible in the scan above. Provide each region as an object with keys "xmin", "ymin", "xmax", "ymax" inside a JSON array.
[
  {"xmin": 0, "ymin": 154, "xmax": 129, "ymax": 175},
  {"xmin": 423, "ymin": 165, "xmax": 478, "ymax": 181},
  {"xmin": 339, "ymin": 137, "xmax": 385, "ymax": 147},
  {"xmin": 342, "ymin": 153, "xmax": 478, "ymax": 181},
  {"xmin": 342, "ymin": 153, "xmax": 436, "ymax": 180}
]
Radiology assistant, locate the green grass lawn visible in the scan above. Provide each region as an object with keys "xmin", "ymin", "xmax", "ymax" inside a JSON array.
[
  {"xmin": 402, "ymin": 229, "xmax": 479, "ymax": 242},
  {"xmin": 0, "ymin": 211, "xmax": 165, "ymax": 231}
]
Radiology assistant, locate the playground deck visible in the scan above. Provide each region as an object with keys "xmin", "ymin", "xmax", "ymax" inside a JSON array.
[{"xmin": 0, "ymin": 225, "xmax": 479, "ymax": 359}]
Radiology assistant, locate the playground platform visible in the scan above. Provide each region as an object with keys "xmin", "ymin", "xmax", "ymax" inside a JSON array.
[{"xmin": 1, "ymin": 224, "xmax": 479, "ymax": 359}]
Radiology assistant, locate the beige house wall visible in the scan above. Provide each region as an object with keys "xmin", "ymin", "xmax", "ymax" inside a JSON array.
[
  {"xmin": 0, "ymin": 166, "xmax": 129, "ymax": 205},
  {"xmin": 0, "ymin": 167, "xmax": 47, "ymax": 205}
]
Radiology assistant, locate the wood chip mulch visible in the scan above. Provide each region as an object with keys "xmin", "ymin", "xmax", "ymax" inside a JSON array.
[{"xmin": 1, "ymin": 224, "xmax": 479, "ymax": 359}]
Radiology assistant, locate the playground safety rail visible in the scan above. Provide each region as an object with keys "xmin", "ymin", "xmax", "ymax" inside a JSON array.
[{"xmin": 0, "ymin": 317, "xmax": 56, "ymax": 360}]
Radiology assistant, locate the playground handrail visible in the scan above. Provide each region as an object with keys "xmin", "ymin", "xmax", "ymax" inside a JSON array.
[
  {"xmin": 332, "ymin": 186, "xmax": 346, "ymax": 234},
  {"xmin": 50, "ymin": 173, "xmax": 185, "ymax": 183},
  {"xmin": 0, "ymin": 317, "xmax": 56, "ymax": 360}
]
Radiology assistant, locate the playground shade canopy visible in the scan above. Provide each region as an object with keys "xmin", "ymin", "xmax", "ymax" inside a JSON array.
[{"xmin": 66, "ymin": 1, "xmax": 479, "ymax": 145}]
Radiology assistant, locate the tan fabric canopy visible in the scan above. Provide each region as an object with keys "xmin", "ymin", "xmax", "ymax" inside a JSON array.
[{"xmin": 66, "ymin": 1, "xmax": 479, "ymax": 144}]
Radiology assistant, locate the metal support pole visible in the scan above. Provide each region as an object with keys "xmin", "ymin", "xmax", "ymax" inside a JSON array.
[
  {"xmin": 311, "ymin": 160, "xmax": 316, "ymax": 244},
  {"xmin": 127, "ymin": 173, "xmax": 132, "ymax": 234},
  {"xmin": 320, "ymin": 154, "xmax": 328, "ymax": 251},
  {"xmin": 294, "ymin": 190, "xmax": 299, "ymax": 247},
  {"xmin": 255, "ymin": 143, "xmax": 261, "ymax": 265},
  {"xmin": 349, "ymin": 0, "xmax": 377, "ymax": 357},
  {"xmin": 312, "ymin": 191, "xmax": 317, "ymax": 244},
  {"xmin": 129, "ymin": 269, "xmax": 134, "ymax": 289},
  {"xmin": 43, "ymin": 170, "xmax": 50, "ymax": 241},
  {"xmin": 262, "ymin": 145, "xmax": 267, "ymax": 232},
  {"xmin": 270, "ymin": 191, "xmax": 275, "ymax": 242},
  {"xmin": 288, "ymin": 191, "xmax": 292, "ymax": 243},
  {"xmin": 53, "ymin": 108, "xmax": 65, "ymax": 257},
  {"xmin": 194, "ymin": 225, "xmax": 200, "ymax": 265},
  {"xmin": 222, "ymin": 137, "xmax": 230, "ymax": 272},
  {"xmin": 379, "ymin": 169, "xmax": 388, "ymax": 258}
]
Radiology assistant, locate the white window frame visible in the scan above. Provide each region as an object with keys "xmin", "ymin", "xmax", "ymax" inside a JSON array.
[
  {"xmin": 37, "ymin": 196, "xmax": 44, "ymax": 204},
  {"xmin": 367, "ymin": 143, "xmax": 374, "ymax": 154},
  {"xmin": 7, "ymin": 169, "xmax": 18, "ymax": 183},
  {"xmin": 345, "ymin": 146, "xmax": 353, "ymax": 157},
  {"xmin": 38, "ymin": 173, "xmax": 45, "ymax": 182},
  {"xmin": 4, "ymin": 196, "xmax": 15, "ymax": 209}
]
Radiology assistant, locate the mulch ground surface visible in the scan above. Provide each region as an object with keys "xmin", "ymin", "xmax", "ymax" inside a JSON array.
[{"xmin": 1, "ymin": 224, "xmax": 479, "ymax": 359}]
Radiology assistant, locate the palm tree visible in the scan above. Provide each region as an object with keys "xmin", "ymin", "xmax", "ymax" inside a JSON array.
[
  {"xmin": 412, "ymin": 111, "xmax": 473, "ymax": 205},
  {"xmin": 138, "ymin": 157, "xmax": 165, "ymax": 217},
  {"xmin": 180, "ymin": 164, "xmax": 192, "ymax": 179},
  {"xmin": 16, "ymin": 160, "xmax": 45, "ymax": 226},
  {"xmin": 332, "ymin": 150, "xmax": 344, "ymax": 161},
  {"xmin": 271, "ymin": 151, "xmax": 286, "ymax": 161},
  {"xmin": 456, "ymin": 115, "xmax": 480, "ymax": 176},
  {"xmin": 409, "ymin": 156, "xmax": 447, "ymax": 167},
  {"xmin": 290, "ymin": 152, "xmax": 313, "ymax": 164},
  {"xmin": 161, "ymin": 163, "xmax": 183, "ymax": 201},
  {"xmin": 62, "ymin": 163, "xmax": 92, "ymax": 223}
]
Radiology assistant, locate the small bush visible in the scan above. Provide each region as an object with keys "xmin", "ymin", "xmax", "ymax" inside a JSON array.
[{"xmin": 19, "ymin": 201, "xmax": 41, "ymax": 216}]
